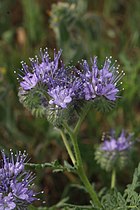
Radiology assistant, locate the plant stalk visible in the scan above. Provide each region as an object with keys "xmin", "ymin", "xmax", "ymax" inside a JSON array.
[
  {"xmin": 74, "ymin": 103, "xmax": 91, "ymax": 136},
  {"xmin": 59, "ymin": 129, "xmax": 76, "ymax": 165},
  {"xmin": 111, "ymin": 168, "xmax": 116, "ymax": 189},
  {"xmin": 69, "ymin": 132, "xmax": 101, "ymax": 208},
  {"xmin": 61, "ymin": 105, "xmax": 101, "ymax": 207}
]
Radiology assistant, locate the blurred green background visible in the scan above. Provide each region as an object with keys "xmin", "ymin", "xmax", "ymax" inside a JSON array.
[{"xmin": 0, "ymin": 0, "xmax": 140, "ymax": 208}]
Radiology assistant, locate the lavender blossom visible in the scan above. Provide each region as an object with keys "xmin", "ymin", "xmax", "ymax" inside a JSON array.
[
  {"xmin": 80, "ymin": 56, "xmax": 125, "ymax": 101},
  {"xmin": 0, "ymin": 150, "xmax": 37, "ymax": 209},
  {"xmin": 18, "ymin": 49, "xmax": 63, "ymax": 91},
  {"xmin": 95, "ymin": 130, "xmax": 133, "ymax": 171},
  {"xmin": 17, "ymin": 48, "xmax": 123, "ymax": 125},
  {"xmin": 18, "ymin": 48, "xmax": 124, "ymax": 111},
  {"xmin": 17, "ymin": 48, "xmax": 82, "ymax": 110},
  {"xmin": 0, "ymin": 193, "xmax": 16, "ymax": 210},
  {"xmin": 101, "ymin": 130, "xmax": 132, "ymax": 152},
  {"xmin": 48, "ymin": 86, "xmax": 73, "ymax": 108},
  {"xmin": 20, "ymin": 72, "xmax": 38, "ymax": 90}
]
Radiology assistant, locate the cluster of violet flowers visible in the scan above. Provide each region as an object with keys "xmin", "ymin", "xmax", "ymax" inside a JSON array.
[
  {"xmin": 0, "ymin": 150, "xmax": 37, "ymax": 210},
  {"xmin": 101, "ymin": 130, "xmax": 133, "ymax": 152},
  {"xmin": 95, "ymin": 130, "xmax": 133, "ymax": 172},
  {"xmin": 17, "ymin": 48, "xmax": 125, "ymax": 120}
]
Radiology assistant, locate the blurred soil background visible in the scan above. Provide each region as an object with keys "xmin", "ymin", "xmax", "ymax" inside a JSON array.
[{"xmin": 0, "ymin": 0, "xmax": 140, "ymax": 208}]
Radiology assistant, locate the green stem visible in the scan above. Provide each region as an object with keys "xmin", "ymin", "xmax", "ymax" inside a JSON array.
[
  {"xmin": 111, "ymin": 168, "xmax": 116, "ymax": 189},
  {"xmin": 61, "ymin": 105, "xmax": 101, "ymax": 207},
  {"xmin": 127, "ymin": 206, "xmax": 139, "ymax": 209},
  {"xmin": 69, "ymin": 132, "xmax": 101, "ymax": 208},
  {"xmin": 74, "ymin": 103, "xmax": 92, "ymax": 136},
  {"xmin": 59, "ymin": 129, "xmax": 76, "ymax": 165}
]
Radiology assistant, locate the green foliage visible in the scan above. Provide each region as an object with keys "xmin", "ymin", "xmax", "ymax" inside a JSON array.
[
  {"xmin": 28, "ymin": 161, "xmax": 140, "ymax": 210},
  {"xmin": 101, "ymin": 190, "xmax": 126, "ymax": 210},
  {"xmin": 124, "ymin": 163, "xmax": 140, "ymax": 208},
  {"xmin": 26, "ymin": 160, "xmax": 75, "ymax": 173},
  {"xmin": 101, "ymin": 163, "xmax": 140, "ymax": 210},
  {"xmin": 21, "ymin": 0, "xmax": 44, "ymax": 45},
  {"xmin": 50, "ymin": 1, "xmax": 103, "ymax": 63}
]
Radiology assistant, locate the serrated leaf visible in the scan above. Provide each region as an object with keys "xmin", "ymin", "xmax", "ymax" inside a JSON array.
[
  {"xmin": 64, "ymin": 160, "xmax": 75, "ymax": 172},
  {"xmin": 26, "ymin": 160, "xmax": 75, "ymax": 173},
  {"xmin": 101, "ymin": 190, "xmax": 127, "ymax": 210},
  {"xmin": 124, "ymin": 163, "xmax": 140, "ymax": 208}
]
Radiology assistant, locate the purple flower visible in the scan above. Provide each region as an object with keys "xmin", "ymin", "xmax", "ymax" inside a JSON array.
[
  {"xmin": 95, "ymin": 130, "xmax": 134, "ymax": 171},
  {"xmin": 19, "ymin": 49, "xmax": 63, "ymax": 91},
  {"xmin": 80, "ymin": 56, "xmax": 124, "ymax": 101},
  {"xmin": 48, "ymin": 86, "xmax": 73, "ymax": 108},
  {"xmin": 20, "ymin": 72, "xmax": 38, "ymax": 90},
  {"xmin": 0, "ymin": 150, "xmax": 37, "ymax": 209},
  {"xmin": 0, "ymin": 193, "xmax": 16, "ymax": 210},
  {"xmin": 101, "ymin": 138, "xmax": 118, "ymax": 151},
  {"xmin": 101, "ymin": 130, "xmax": 133, "ymax": 152},
  {"xmin": 17, "ymin": 48, "xmax": 123, "ymax": 118},
  {"xmin": 18, "ymin": 48, "xmax": 81, "ymax": 109},
  {"xmin": 1, "ymin": 150, "xmax": 26, "ymax": 177}
]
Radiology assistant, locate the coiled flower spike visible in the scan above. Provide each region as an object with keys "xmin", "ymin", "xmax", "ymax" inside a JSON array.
[
  {"xmin": 17, "ymin": 48, "xmax": 124, "ymax": 124},
  {"xmin": 80, "ymin": 56, "xmax": 125, "ymax": 101},
  {"xmin": 95, "ymin": 130, "xmax": 133, "ymax": 171},
  {"xmin": 17, "ymin": 48, "xmax": 83, "ymax": 125},
  {"xmin": 0, "ymin": 150, "xmax": 37, "ymax": 209}
]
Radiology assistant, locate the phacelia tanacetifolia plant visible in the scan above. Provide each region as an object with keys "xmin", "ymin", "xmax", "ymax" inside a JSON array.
[{"xmin": 16, "ymin": 48, "xmax": 126, "ymax": 209}]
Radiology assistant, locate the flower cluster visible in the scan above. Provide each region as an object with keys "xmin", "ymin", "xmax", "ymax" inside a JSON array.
[
  {"xmin": 80, "ymin": 57, "xmax": 124, "ymax": 101},
  {"xmin": 17, "ymin": 48, "xmax": 124, "ymax": 125},
  {"xmin": 95, "ymin": 130, "xmax": 133, "ymax": 171},
  {"xmin": 0, "ymin": 150, "xmax": 36, "ymax": 209}
]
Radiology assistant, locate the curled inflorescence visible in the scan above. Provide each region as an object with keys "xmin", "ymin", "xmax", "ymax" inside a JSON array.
[
  {"xmin": 17, "ymin": 48, "xmax": 124, "ymax": 125},
  {"xmin": 79, "ymin": 56, "xmax": 124, "ymax": 101},
  {"xmin": 95, "ymin": 130, "xmax": 133, "ymax": 171},
  {"xmin": 0, "ymin": 150, "xmax": 37, "ymax": 209}
]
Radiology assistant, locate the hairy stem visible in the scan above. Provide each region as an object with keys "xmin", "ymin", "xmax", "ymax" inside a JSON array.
[
  {"xmin": 61, "ymin": 105, "xmax": 101, "ymax": 207},
  {"xmin": 111, "ymin": 168, "xmax": 116, "ymax": 189},
  {"xmin": 69, "ymin": 131, "xmax": 101, "ymax": 208},
  {"xmin": 59, "ymin": 129, "xmax": 76, "ymax": 165},
  {"xmin": 74, "ymin": 103, "xmax": 92, "ymax": 136}
]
